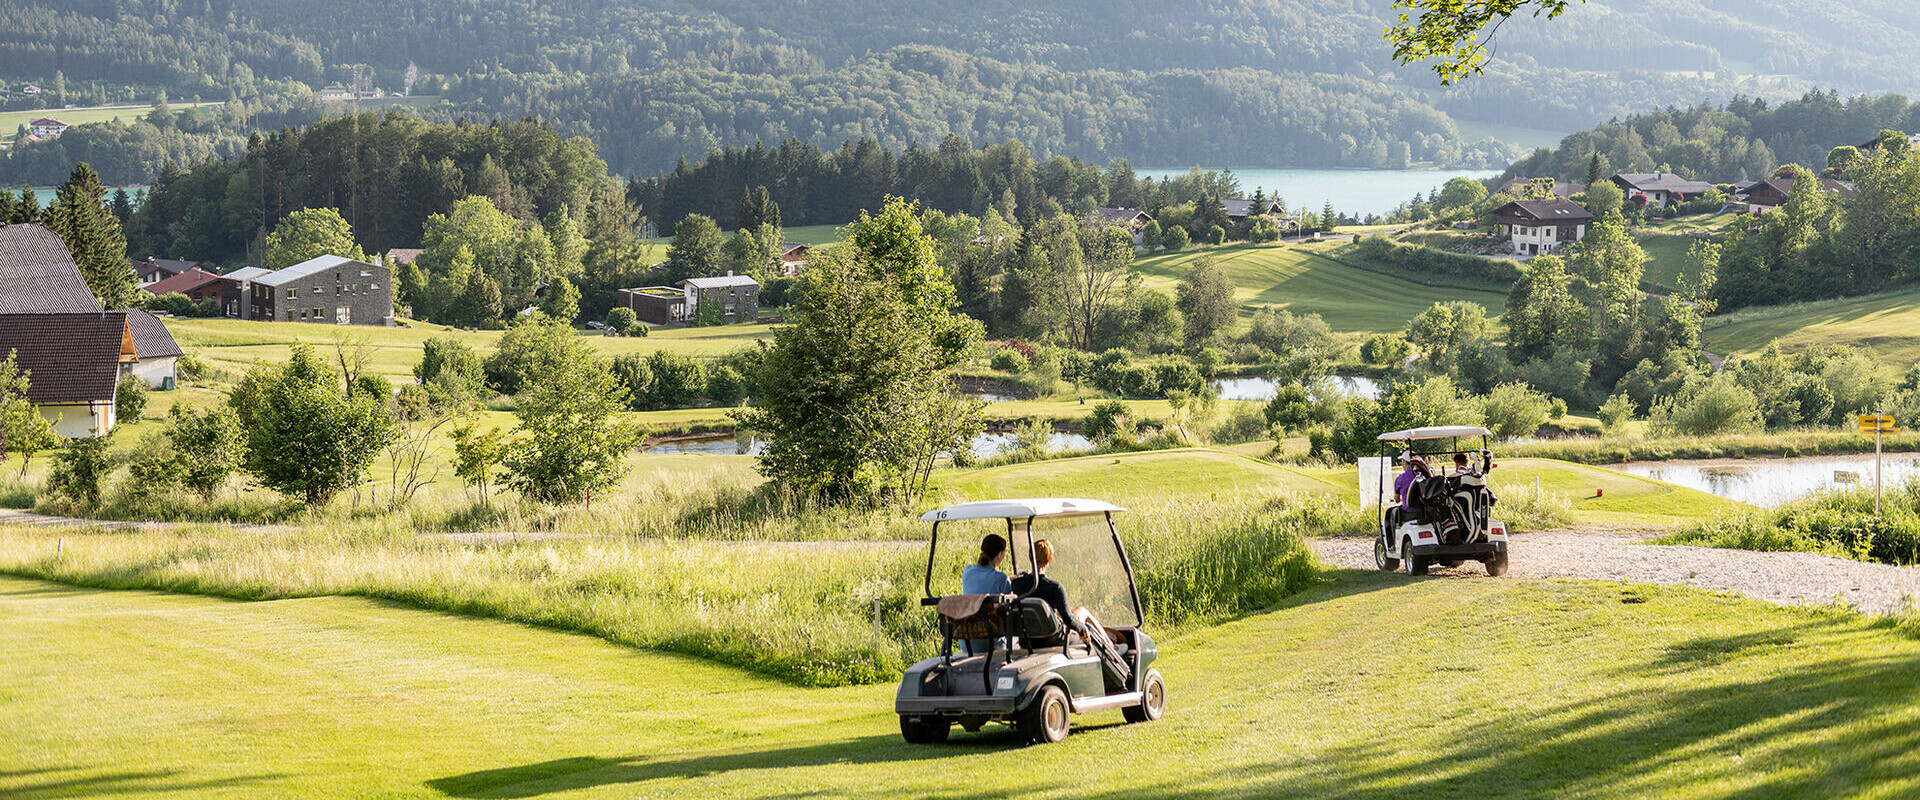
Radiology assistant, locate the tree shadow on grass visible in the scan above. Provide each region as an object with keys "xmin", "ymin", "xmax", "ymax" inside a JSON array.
[
  {"xmin": 1037, "ymin": 621, "xmax": 1920, "ymax": 800},
  {"xmin": 6, "ymin": 767, "xmax": 279, "ymax": 799},
  {"xmin": 427, "ymin": 731, "xmax": 1023, "ymax": 799}
]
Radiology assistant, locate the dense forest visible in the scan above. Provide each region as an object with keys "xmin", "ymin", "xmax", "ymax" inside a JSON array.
[
  {"xmin": 7, "ymin": 0, "xmax": 1920, "ymax": 183},
  {"xmin": 1501, "ymin": 91, "xmax": 1920, "ymax": 185}
]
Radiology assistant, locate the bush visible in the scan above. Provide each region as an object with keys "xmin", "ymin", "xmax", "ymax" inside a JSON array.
[
  {"xmin": 1345, "ymin": 235, "xmax": 1520, "ymax": 284},
  {"xmin": 1598, "ymin": 393, "xmax": 1637, "ymax": 434},
  {"xmin": 1207, "ymin": 225, "xmax": 1227, "ymax": 245},
  {"xmin": 115, "ymin": 375, "xmax": 149, "ymax": 421},
  {"xmin": 1359, "ymin": 334, "xmax": 1410, "ymax": 367},
  {"xmin": 1649, "ymin": 373, "xmax": 1762, "ymax": 436},
  {"xmin": 605, "ymin": 307, "xmax": 643, "ymax": 337},
  {"xmin": 1480, "ymin": 382, "xmax": 1552, "ymax": 440},
  {"xmin": 706, "ymin": 364, "xmax": 745, "ymax": 406},
  {"xmin": 47, "ymin": 434, "xmax": 113, "ymax": 507},
  {"xmin": 484, "ymin": 319, "xmax": 578, "ymax": 395},
  {"xmin": 1162, "ymin": 226, "xmax": 1190, "ymax": 252},
  {"xmin": 990, "ymin": 348, "xmax": 1030, "ymax": 373},
  {"xmin": 643, "ymin": 350, "xmax": 707, "ymax": 409},
  {"xmin": 1082, "ymin": 400, "xmax": 1135, "ymax": 442},
  {"xmin": 610, "ymin": 354, "xmax": 653, "ymax": 411}
]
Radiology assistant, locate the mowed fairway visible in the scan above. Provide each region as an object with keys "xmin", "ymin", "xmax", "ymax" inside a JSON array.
[
  {"xmin": 1704, "ymin": 286, "xmax": 1920, "ymax": 367},
  {"xmin": 7, "ymin": 572, "xmax": 1920, "ymax": 798},
  {"xmin": 1132, "ymin": 245, "xmax": 1510, "ymax": 333},
  {"xmin": 164, "ymin": 318, "xmax": 776, "ymax": 379},
  {"xmin": 945, "ymin": 448, "xmax": 1347, "ymax": 505}
]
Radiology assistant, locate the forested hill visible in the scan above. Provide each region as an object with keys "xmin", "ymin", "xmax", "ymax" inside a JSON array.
[{"xmin": 5, "ymin": 0, "xmax": 1920, "ymax": 178}]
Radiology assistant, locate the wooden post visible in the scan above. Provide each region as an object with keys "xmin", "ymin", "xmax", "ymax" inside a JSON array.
[{"xmin": 1877, "ymin": 414, "xmax": 1884, "ymax": 518}]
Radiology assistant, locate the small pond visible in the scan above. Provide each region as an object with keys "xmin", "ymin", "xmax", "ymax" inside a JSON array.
[
  {"xmin": 1211, "ymin": 375, "xmax": 1382, "ymax": 402},
  {"xmin": 1605, "ymin": 454, "xmax": 1920, "ymax": 507},
  {"xmin": 641, "ymin": 431, "xmax": 1094, "ymax": 460}
]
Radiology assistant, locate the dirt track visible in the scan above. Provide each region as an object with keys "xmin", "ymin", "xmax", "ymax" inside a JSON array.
[{"xmin": 1312, "ymin": 528, "xmax": 1920, "ymax": 615}]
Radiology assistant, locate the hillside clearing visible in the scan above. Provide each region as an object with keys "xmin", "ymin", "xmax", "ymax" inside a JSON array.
[
  {"xmin": 1703, "ymin": 286, "xmax": 1920, "ymax": 367},
  {"xmin": 1132, "ymin": 245, "xmax": 1510, "ymax": 334},
  {"xmin": 6, "ymin": 572, "xmax": 1918, "ymax": 798}
]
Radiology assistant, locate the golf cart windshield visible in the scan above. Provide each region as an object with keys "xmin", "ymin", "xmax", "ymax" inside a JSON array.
[{"xmin": 921, "ymin": 500, "xmax": 1142, "ymax": 628}]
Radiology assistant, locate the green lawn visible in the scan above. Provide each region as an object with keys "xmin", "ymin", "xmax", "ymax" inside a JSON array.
[
  {"xmin": 944, "ymin": 448, "xmax": 1346, "ymax": 506},
  {"xmin": 163, "ymin": 317, "xmax": 776, "ymax": 379},
  {"xmin": 1498, "ymin": 458, "xmax": 1743, "ymax": 526},
  {"xmin": 1132, "ymin": 244, "xmax": 1510, "ymax": 334},
  {"xmin": 1702, "ymin": 286, "xmax": 1920, "ymax": 367},
  {"xmin": 7, "ymin": 571, "xmax": 1919, "ymax": 798},
  {"xmin": 0, "ymin": 102, "xmax": 226, "ymax": 145}
]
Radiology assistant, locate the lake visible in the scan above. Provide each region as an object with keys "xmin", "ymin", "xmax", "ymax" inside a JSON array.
[
  {"xmin": 24, "ymin": 186, "xmax": 146, "ymax": 206},
  {"xmin": 1212, "ymin": 375, "xmax": 1382, "ymax": 402},
  {"xmin": 1606, "ymin": 454, "xmax": 1920, "ymax": 507},
  {"xmin": 1137, "ymin": 167, "xmax": 1502, "ymax": 218}
]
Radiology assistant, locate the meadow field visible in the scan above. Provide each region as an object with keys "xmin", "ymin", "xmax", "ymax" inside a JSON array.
[
  {"xmin": 1703, "ymin": 286, "xmax": 1920, "ymax": 367},
  {"xmin": 0, "ymin": 101, "xmax": 227, "ymax": 145}
]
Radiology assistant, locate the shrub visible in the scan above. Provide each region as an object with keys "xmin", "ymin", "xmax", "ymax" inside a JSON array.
[
  {"xmin": 706, "ymin": 364, "xmax": 745, "ymax": 406},
  {"xmin": 47, "ymin": 434, "xmax": 113, "ymax": 507},
  {"xmin": 1207, "ymin": 225, "xmax": 1227, "ymax": 245},
  {"xmin": 1480, "ymin": 382, "xmax": 1552, "ymax": 440},
  {"xmin": 605, "ymin": 307, "xmax": 643, "ymax": 337},
  {"xmin": 114, "ymin": 375, "xmax": 149, "ymax": 420},
  {"xmin": 416, "ymin": 336, "xmax": 487, "ymax": 402},
  {"xmin": 1082, "ymin": 400, "xmax": 1135, "ymax": 442},
  {"xmin": 643, "ymin": 350, "xmax": 707, "ymax": 409},
  {"xmin": 609, "ymin": 354, "xmax": 653, "ymax": 411},
  {"xmin": 1346, "ymin": 235, "xmax": 1521, "ymax": 284},
  {"xmin": 1649, "ymin": 373, "xmax": 1762, "ymax": 437},
  {"xmin": 1597, "ymin": 393, "xmax": 1636, "ymax": 434},
  {"xmin": 990, "ymin": 348, "xmax": 1029, "ymax": 373},
  {"xmin": 1360, "ymin": 334, "xmax": 1410, "ymax": 367},
  {"xmin": 1162, "ymin": 226, "xmax": 1190, "ymax": 251}
]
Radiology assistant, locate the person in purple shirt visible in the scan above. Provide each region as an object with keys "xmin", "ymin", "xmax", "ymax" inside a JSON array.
[{"xmin": 1393, "ymin": 455, "xmax": 1431, "ymax": 521}]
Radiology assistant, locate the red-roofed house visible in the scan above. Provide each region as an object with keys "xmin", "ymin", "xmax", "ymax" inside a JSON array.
[
  {"xmin": 144, "ymin": 267, "xmax": 226, "ymax": 303},
  {"xmin": 28, "ymin": 118, "xmax": 69, "ymax": 138}
]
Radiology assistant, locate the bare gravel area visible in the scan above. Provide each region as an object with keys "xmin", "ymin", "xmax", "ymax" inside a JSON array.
[{"xmin": 1313, "ymin": 528, "xmax": 1920, "ymax": 615}]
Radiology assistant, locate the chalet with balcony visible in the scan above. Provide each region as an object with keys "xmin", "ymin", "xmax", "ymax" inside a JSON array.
[{"xmin": 1492, "ymin": 199, "xmax": 1593, "ymax": 257}]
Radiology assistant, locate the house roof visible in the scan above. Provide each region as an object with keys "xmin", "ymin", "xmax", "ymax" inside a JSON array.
[
  {"xmin": 253, "ymin": 254, "xmax": 378, "ymax": 287},
  {"xmin": 778, "ymin": 242, "xmax": 810, "ymax": 257},
  {"xmin": 1492, "ymin": 199, "xmax": 1594, "ymax": 222},
  {"xmin": 0, "ymin": 224, "xmax": 103, "ymax": 313},
  {"xmin": 28, "ymin": 118, "xmax": 66, "ymax": 127},
  {"xmin": 1613, "ymin": 173, "xmax": 1716, "ymax": 195},
  {"xmin": 137, "ymin": 257, "xmax": 198, "ymax": 278},
  {"xmin": 125, "ymin": 309, "xmax": 183, "ymax": 359},
  {"xmin": 1740, "ymin": 177, "xmax": 1860, "ymax": 202},
  {"xmin": 386, "ymin": 248, "xmax": 424, "ymax": 264},
  {"xmin": 1496, "ymin": 178, "xmax": 1585, "ymax": 199},
  {"xmin": 680, "ymin": 274, "xmax": 759, "ymax": 290},
  {"xmin": 222, "ymin": 266, "xmax": 273, "ymax": 282},
  {"xmin": 1092, "ymin": 207, "xmax": 1153, "ymax": 225},
  {"xmin": 144, "ymin": 267, "xmax": 224, "ymax": 296},
  {"xmin": 0, "ymin": 312, "xmax": 133, "ymax": 404},
  {"xmin": 1222, "ymin": 199, "xmax": 1282, "ymax": 218}
]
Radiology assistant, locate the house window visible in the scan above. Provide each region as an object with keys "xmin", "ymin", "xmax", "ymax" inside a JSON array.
[
  {"xmin": 336, "ymin": 306, "xmax": 352, "ymax": 325},
  {"xmin": 286, "ymin": 288, "xmax": 298, "ymax": 300}
]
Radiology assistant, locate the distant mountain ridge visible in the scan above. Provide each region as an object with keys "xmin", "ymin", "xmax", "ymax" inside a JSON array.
[{"xmin": 3, "ymin": 0, "xmax": 1917, "ymax": 176}]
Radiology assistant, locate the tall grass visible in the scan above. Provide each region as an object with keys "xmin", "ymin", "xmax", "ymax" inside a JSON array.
[
  {"xmin": 0, "ymin": 491, "xmax": 1342, "ymax": 686},
  {"xmin": 1658, "ymin": 482, "xmax": 1920, "ymax": 566}
]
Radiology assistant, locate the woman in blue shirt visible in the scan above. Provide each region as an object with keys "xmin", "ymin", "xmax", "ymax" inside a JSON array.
[{"xmin": 959, "ymin": 534, "xmax": 1012, "ymax": 653}]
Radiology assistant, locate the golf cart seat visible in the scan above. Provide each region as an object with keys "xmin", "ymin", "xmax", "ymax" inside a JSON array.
[
  {"xmin": 1010, "ymin": 597, "xmax": 1068, "ymax": 649},
  {"xmin": 936, "ymin": 594, "xmax": 1011, "ymax": 642}
]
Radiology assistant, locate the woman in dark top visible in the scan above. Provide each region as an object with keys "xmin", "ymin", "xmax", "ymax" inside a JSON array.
[{"xmin": 1010, "ymin": 539, "xmax": 1087, "ymax": 638}]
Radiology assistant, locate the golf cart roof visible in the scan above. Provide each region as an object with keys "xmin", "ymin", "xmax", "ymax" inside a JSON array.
[
  {"xmin": 1376, "ymin": 425, "xmax": 1492, "ymax": 442},
  {"xmin": 919, "ymin": 498, "xmax": 1126, "ymax": 522}
]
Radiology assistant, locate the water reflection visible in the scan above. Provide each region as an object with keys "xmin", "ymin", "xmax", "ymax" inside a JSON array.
[
  {"xmin": 1606, "ymin": 454, "xmax": 1920, "ymax": 507},
  {"xmin": 1210, "ymin": 375, "xmax": 1382, "ymax": 402}
]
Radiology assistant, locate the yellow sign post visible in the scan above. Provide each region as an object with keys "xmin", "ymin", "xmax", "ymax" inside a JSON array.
[{"xmin": 1859, "ymin": 415, "xmax": 1900, "ymax": 515}]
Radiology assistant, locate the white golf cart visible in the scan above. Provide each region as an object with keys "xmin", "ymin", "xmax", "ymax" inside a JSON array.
[
  {"xmin": 895, "ymin": 498, "xmax": 1166, "ymax": 745},
  {"xmin": 1371, "ymin": 426, "xmax": 1510, "ymax": 577}
]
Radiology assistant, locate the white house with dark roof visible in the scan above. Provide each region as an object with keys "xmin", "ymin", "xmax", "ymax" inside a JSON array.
[
  {"xmin": 1491, "ymin": 199, "xmax": 1594, "ymax": 256},
  {"xmin": 1611, "ymin": 173, "xmax": 1717, "ymax": 209},
  {"xmin": 679, "ymin": 273, "xmax": 759, "ymax": 324},
  {"xmin": 28, "ymin": 118, "xmax": 69, "ymax": 138}
]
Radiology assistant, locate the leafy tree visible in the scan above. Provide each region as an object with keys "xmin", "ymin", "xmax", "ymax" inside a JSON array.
[
  {"xmin": 115, "ymin": 375, "xmax": 150, "ymax": 420},
  {"xmin": 1597, "ymin": 392, "xmax": 1636, "ymax": 433},
  {"xmin": 0, "ymin": 351, "xmax": 56, "ymax": 474},
  {"xmin": 47, "ymin": 434, "xmax": 113, "ymax": 507},
  {"xmin": 543, "ymin": 207, "xmax": 587, "ymax": 278},
  {"xmin": 1434, "ymin": 177, "xmax": 1488, "ymax": 212},
  {"xmin": 43, "ymin": 163, "xmax": 136, "ymax": 308},
  {"xmin": 604, "ymin": 306, "xmax": 642, "ymax": 336},
  {"xmin": 1405, "ymin": 301, "xmax": 1489, "ymax": 367},
  {"xmin": 1650, "ymin": 372, "xmax": 1762, "ymax": 436},
  {"xmin": 235, "ymin": 343, "xmax": 397, "ymax": 505},
  {"xmin": 1568, "ymin": 209, "xmax": 1646, "ymax": 378},
  {"xmin": 1176, "ymin": 255, "xmax": 1236, "ymax": 346},
  {"xmin": 642, "ymin": 350, "xmax": 707, "ymax": 409},
  {"xmin": 1504, "ymin": 254, "xmax": 1588, "ymax": 361},
  {"xmin": 1361, "ymin": 334, "xmax": 1411, "ymax": 366},
  {"xmin": 415, "ymin": 336, "xmax": 488, "ymax": 403},
  {"xmin": 738, "ymin": 197, "xmax": 984, "ymax": 502},
  {"xmin": 501, "ymin": 342, "xmax": 635, "ymax": 505},
  {"xmin": 485, "ymin": 317, "xmax": 578, "ymax": 395},
  {"xmin": 1061, "ymin": 223, "xmax": 1137, "ymax": 351},
  {"xmin": 163, "ymin": 404, "xmax": 246, "ymax": 498},
  {"xmin": 451, "ymin": 420, "xmax": 510, "ymax": 507},
  {"xmin": 1580, "ymin": 180, "xmax": 1624, "ymax": 217},
  {"xmin": 666, "ymin": 213, "xmax": 726, "ymax": 281},
  {"xmin": 609, "ymin": 354, "xmax": 654, "ymax": 411},
  {"xmin": 264, "ymin": 207, "xmax": 367, "ymax": 269},
  {"xmin": 1480, "ymin": 382, "xmax": 1552, "ymax": 439},
  {"xmin": 541, "ymin": 275, "xmax": 581, "ymax": 324},
  {"xmin": 1140, "ymin": 220, "xmax": 1163, "ymax": 249},
  {"xmin": 1387, "ymin": 0, "xmax": 1580, "ymax": 84}
]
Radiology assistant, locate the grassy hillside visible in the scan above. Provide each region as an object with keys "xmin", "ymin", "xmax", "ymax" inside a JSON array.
[
  {"xmin": 0, "ymin": 102, "xmax": 226, "ymax": 145},
  {"xmin": 1134, "ymin": 244, "xmax": 1510, "ymax": 334},
  {"xmin": 944, "ymin": 449, "xmax": 1347, "ymax": 506},
  {"xmin": 1702, "ymin": 286, "xmax": 1920, "ymax": 366},
  {"xmin": 8, "ymin": 571, "xmax": 1918, "ymax": 798}
]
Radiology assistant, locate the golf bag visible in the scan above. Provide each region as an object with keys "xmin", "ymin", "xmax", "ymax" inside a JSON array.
[{"xmin": 1416, "ymin": 478, "xmax": 1474, "ymax": 545}]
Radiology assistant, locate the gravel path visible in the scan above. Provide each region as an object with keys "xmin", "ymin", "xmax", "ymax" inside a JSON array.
[{"xmin": 1313, "ymin": 529, "xmax": 1920, "ymax": 615}]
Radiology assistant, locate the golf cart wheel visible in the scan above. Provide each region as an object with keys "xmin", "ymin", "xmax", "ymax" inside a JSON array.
[
  {"xmin": 1123, "ymin": 669, "xmax": 1167, "ymax": 723},
  {"xmin": 900, "ymin": 715, "xmax": 950, "ymax": 744},
  {"xmin": 1485, "ymin": 551, "xmax": 1510, "ymax": 577},
  {"xmin": 1404, "ymin": 538, "xmax": 1431, "ymax": 576},
  {"xmin": 1374, "ymin": 537, "xmax": 1401, "ymax": 572},
  {"xmin": 1018, "ymin": 685, "xmax": 1071, "ymax": 744}
]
